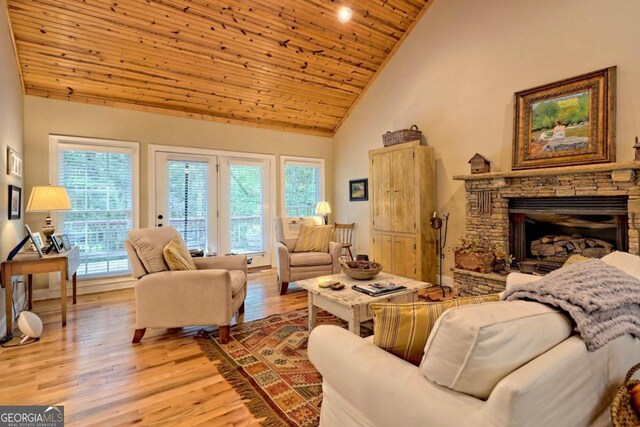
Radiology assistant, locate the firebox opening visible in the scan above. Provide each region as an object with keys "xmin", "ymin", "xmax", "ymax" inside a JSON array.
[
  {"xmin": 526, "ymin": 213, "xmax": 618, "ymax": 261},
  {"xmin": 509, "ymin": 196, "xmax": 629, "ymax": 273}
]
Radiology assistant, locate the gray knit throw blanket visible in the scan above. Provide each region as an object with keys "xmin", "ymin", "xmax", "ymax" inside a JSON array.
[{"xmin": 502, "ymin": 259, "xmax": 640, "ymax": 351}]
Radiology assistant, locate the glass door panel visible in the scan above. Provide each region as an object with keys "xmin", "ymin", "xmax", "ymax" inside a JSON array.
[
  {"xmin": 220, "ymin": 158, "xmax": 272, "ymax": 267},
  {"xmin": 155, "ymin": 152, "xmax": 217, "ymax": 254}
]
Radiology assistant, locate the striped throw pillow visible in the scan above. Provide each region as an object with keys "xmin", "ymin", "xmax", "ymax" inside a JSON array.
[
  {"xmin": 293, "ymin": 224, "xmax": 334, "ymax": 253},
  {"xmin": 370, "ymin": 295, "xmax": 500, "ymax": 365}
]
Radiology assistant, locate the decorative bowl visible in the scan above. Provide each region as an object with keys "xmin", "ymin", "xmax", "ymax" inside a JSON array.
[{"xmin": 340, "ymin": 260, "xmax": 383, "ymax": 280}]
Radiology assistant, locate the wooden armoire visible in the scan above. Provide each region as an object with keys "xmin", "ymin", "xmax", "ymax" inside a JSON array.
[{"xmin": 369, "ymin": 140, "xmax": 436, "ymax": 282}]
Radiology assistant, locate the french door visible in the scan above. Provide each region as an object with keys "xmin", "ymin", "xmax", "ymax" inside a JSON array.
[
  {"xmin": 154, "ymin": 150, "xmax": 273, "ymax": 267},
  {"xmin": 155, "ymin": 152, "xmax": 218, "ymax": 254},
  {"xmin": 219, "ymin": 158, "xmax": 273, "ymax": 267}
]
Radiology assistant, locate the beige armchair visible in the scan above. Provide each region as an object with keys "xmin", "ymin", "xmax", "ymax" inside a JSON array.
[
  {"xmin": 124, "ymin": 226, "xmax": 247, "ymax": 344},
  {"xmin": 274, "ymin": 217, "xmax": 341, "ymax": 295}
]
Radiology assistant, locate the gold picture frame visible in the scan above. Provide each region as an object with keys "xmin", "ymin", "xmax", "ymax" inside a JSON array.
[{"xmin": 512, "ymin": 66, "xmax": 616, "ymax": 170}]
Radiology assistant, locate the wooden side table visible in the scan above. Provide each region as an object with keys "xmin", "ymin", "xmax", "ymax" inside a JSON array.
[{"xmin": 1, "ymin": 246, "xmax": 80, "ymax": 336}]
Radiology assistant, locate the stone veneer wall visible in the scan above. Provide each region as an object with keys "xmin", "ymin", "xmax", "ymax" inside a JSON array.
[{"xmin": 453, "ymin": 163, "xmax": 640, "ymax": 296}]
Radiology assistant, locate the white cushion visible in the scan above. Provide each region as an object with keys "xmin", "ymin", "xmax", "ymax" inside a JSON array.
[
  {"xmin": 420, "ymin": 300, "xmax": 572, "ymax": 399},
  {"xmin": 602, "ymin": 251, "xmax": 640, "ymax": 280}
]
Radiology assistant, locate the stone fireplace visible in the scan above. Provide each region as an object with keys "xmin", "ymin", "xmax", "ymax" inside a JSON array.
[{"xmin": 452, "ymin": 162, "xmax": 640, "ymax": 296}]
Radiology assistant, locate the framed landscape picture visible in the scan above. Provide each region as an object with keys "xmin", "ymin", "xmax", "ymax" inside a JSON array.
[
  {"xmin": 349, "ymin": 178, "xmax": 368, "ymax": 201},
  {"xmin": 512, "ymin": 66, "xmax": 615, "ymax": 170}
]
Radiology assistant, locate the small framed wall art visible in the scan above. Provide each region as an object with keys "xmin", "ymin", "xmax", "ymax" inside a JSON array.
[
  {"xmin": 8, "ymin": 185, "xmax": 21, "ymax": 220},
  {"xmin": 7, "ymin": 147, "xmax": 22, "ymax": 177},
  {"xmin": 349, "ymin": 178, "xmax": 368, "ymax": 201}
]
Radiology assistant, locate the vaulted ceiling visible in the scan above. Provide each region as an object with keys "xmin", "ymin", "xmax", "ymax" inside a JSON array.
[{"xmin": 6, "ymin": 0, "xmax": 430, "ymax": 136}]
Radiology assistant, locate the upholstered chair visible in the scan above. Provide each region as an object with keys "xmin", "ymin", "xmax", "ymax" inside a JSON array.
[
  {"xmin": 124, "ymin": 226, "xmax": 247, "ymax": 344},
  {"xmin": 274, "ymin": 217, "xmax": 341, "ymax": 295}
]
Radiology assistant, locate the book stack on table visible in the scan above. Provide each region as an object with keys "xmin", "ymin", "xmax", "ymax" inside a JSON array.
[{"xmin": 352, "ymin": 282, "xmax": 406, "ymax": 297}]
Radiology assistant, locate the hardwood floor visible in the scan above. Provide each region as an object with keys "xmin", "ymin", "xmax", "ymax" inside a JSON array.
[
  {"xmin": 0, "ymin": 270, "xmax": 446, "ymax": 426},
  {"xmin": 0, "ymin": 269, "xmax": 307, "ymax": 426}
]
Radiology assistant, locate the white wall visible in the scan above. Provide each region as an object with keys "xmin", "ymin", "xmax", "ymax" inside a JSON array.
[
  {"xmin": 0, "ymin": 0, "xmax": 25, "ymax": 335},
  {"xmin": 333, "ymin": 0, "xmax": 640, "ymax": 277}
]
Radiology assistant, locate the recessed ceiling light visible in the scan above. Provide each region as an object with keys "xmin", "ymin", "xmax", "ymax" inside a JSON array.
[{"xmin": 338, "ymin": 6, "xmax": 353, "ymax": 23}]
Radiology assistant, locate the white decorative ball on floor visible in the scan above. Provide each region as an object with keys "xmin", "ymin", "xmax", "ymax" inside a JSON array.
[{"xmin": 18, "ymin": 311, "xmax": 43, "ymax": 339}]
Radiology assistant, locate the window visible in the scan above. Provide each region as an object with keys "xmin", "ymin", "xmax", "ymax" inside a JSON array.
[
  {"xmin": 281, "ymin": 157, "xmax": 324, "ymax": 217},
  {"xmin": 51, "ymin": 136, "xmax": 139, "ymax": 278}
]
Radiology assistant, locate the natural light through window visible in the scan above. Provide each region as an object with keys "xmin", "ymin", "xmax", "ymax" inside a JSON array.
[
  {"xmin": 282, "ymin": 157, "xmax": 324, "ymax": 217},
  {"xmin": 229, "ymin": 163, "xmax": 265, "ymax": 253},
  {"xmin": 167, "ymin": 160, "xmax": 209, "ymax": 250},
  {"xmin": 54, "ymin": 136, "xmax": 139, "ymax": 278}
]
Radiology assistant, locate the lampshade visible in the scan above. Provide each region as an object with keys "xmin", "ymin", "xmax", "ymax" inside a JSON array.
[
  {"xmin": 26, "ymin": 186, "xmax": 72, "ymax": 212},
  {"xmin": 315, "ymin": 201, "xmax": 331, "ymax": 215}
]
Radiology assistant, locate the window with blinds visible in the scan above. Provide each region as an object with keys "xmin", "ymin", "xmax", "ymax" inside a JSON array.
[
  {"xmin": 167, "ymin": 160, "xmax": 209, "ymax": 250},
  {"xmin": 283, "ymin": 158, "xmax": 324, "ymax": 217},
  {"xmin": 229, "ymin": 163, "xmax": 264, "ymax": 253},
  {"xmin": 58, "ymin": 142, "xmax": 137, "ymax": 278}
]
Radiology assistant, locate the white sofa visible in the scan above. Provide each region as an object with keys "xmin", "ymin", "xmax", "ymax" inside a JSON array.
[{"xmin": 308, "ymin": 252, "xmax": 640, "ymax": 427}]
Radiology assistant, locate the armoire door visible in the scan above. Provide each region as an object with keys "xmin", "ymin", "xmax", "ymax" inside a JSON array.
[
  {"xmin": 371, "ymin": 152, "xmax": 392, "ymax": 232},
  {"xmin": 372, "ymin": 232, "xmax": 393, "ymax": 272},
  {"xmin": 391, "ymin": 148, "xmax": 416, "ymax": 233},
  {"xmin": 393, "ymin": 236, "xmax": 417, "ymax": 278}
]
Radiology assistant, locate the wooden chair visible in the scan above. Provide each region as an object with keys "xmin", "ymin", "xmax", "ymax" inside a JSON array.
[{"xmin": 334, "ymin": 223, "xmax": 355, "ymax": 261}]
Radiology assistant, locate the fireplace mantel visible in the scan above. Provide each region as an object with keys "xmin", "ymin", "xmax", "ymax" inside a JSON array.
[{"xmin": 453, "ymin": 161, "xmax": 640, "ymax": 181}]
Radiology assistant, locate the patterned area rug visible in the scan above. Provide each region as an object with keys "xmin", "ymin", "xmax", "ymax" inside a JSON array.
[{"xmin": 196, "ymin": 309, "xmax": 358, "ymax": 427}]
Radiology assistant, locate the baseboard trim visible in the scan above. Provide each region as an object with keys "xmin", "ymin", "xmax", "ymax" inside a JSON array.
[{"xmin": 33, "ymin": 279, "xmax": 136, "ymax": 301}]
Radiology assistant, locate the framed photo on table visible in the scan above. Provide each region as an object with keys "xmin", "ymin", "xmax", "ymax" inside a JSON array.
[
  {"xmin": 61, "ymin": 235, "xmax": 71, "ymax": 250},
  {"xmin": 51, "ymin": 235, "xmax": 63, "ymax": 253},
  {"xmin": 512, "ymin": 66, "xmax": 616, "ymax": 170},
  {"xmin": 25, "ymin": 225, "xmax": 44, "ymax": 258}
]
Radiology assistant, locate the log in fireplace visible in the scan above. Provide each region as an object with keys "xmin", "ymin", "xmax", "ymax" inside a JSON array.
[{"xmin": 509, "ymin": 196, "xmax": 628, "ymax": 272}]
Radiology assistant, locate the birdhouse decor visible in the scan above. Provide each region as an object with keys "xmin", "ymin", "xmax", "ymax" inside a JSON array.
[
  {"xmin": 468, "ymin": 153, "xmax": 491, "ymax": 174},
  {"xmin": 634, "ymin": 137, "xmax": 640, "ymax": 161}
]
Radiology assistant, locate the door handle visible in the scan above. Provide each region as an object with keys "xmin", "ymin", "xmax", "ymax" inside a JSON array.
[{"xmin": 157, "ymin": 214, "xmax": 164, "ymax": 220}]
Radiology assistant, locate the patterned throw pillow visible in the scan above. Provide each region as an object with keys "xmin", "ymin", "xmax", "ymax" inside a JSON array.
[
  {"xmin": 370, "ymin": 295, "xmax": 500, "ymax": 365},
  {"xmin": 163, "ymin": 236, "xmax": 197, "ymax": 271},
  {"xmin": 293, "ymin": 224, "xmax": 334, "ymax": 253}
]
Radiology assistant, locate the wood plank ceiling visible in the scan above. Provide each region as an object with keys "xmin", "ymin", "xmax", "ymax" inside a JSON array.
[{"xmin": 6, "ymin": 0, "xmax": 430, "ymax": 136}]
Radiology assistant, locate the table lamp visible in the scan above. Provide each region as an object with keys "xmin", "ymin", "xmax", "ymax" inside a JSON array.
[
  {"xmin": 315, "ymin": 201, "xmax": 331, "ymax": 225},
  {"xmin": 26, "ymin": 185, "xmax": 72, "ymax": 243}
]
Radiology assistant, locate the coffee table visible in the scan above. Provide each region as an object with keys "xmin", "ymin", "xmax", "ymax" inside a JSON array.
[{"xmin": 294, "ymin": 272, "xmax": 431, "ymax": 335}]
